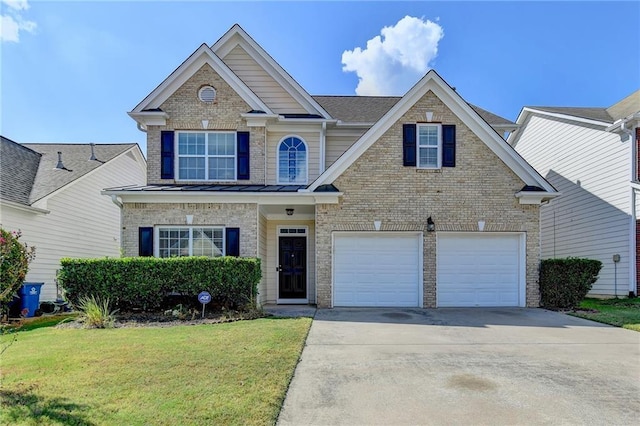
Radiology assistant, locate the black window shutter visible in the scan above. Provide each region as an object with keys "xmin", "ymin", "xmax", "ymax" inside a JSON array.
[
  {"xmin": 403, "ymin": 124, "xmax": 416, "ymax": 166},
  {"xmin": 225, "ymin": 228, "xmax": 240, "ymax": 257},
  {"xmin": 160, "ymin": 131, "xmax": 174, "ymax": 179},
  {"xmin": 442, "ymin": 125, "xmax": 456, "ymax": 167},
  {"xmin": 139, "ymin": 227, "xmax": 154, "ymax": 257},
  {"xmin": 237, "ymin": 132, "xmax": 250, "ymax": 180}
]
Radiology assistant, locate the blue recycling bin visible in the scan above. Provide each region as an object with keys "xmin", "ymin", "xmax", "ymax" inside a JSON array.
[{"xmin": 19, "ymin": 283, "xmax": 44, "ymax": 318}]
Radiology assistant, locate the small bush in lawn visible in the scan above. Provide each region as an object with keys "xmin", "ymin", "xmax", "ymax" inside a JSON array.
[
  {"xmin": 540, "ymin": 258, "xmax": 603, "ymax": 309},
  {"xmin": 76, "ymin": 295, "xmax": 118, "ymax": 329}
]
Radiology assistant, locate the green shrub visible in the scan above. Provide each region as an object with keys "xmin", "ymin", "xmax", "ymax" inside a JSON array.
[
  {"xmin": 0, "ymin": 228, "xmax": 35, "ymax": 306},
  {"xmin": 76, "ymin": 295, "xmax": 118, "ymax": 329},
  {"xmin": 58, "ymin": 257, "xmax": 261, "ymax": 311},
  {"xmin": 539, "ymin": 258, "xmax": 603, "ymax": 309}
]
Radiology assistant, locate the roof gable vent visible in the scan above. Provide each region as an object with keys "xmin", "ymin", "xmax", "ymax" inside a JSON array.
[{"xmin": 198, "ymin": 86, "xmax": 216, "ymax": 103}]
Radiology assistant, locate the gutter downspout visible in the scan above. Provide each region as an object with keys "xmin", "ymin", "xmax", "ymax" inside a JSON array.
[
  {"xmin": 110, "ymin": 195, "xmax": 124, "ymax": 257},
  {"xmin": 320, "ymin": 121, "xmax": 326, "ymax": 173},
  {"xmin": 621, "ymin": 121, "xmax": 637, "ymax": 296}
]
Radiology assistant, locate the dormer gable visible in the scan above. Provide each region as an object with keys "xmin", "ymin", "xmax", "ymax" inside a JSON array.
[
  {"xmin": 212, "ymin": 24, "xmax": 331, "ymax": 119},
  {"xmin": 129, "ymin": 43, "xmax": 271, "ymax": 130}
]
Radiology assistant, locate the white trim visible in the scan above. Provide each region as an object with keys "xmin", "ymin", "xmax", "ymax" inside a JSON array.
[
  {"xmin": 175, "ymin": 131, "xmax": 237, "ymax": 182},
  {"xmin": 101, "ymin": 190, "xmax": 342, "ymax": 205},
  {"xmin": 308, "ymin": 70, "xmax": 557, "ymax": 195},
  {"xmin": 276, "ymin": 225, "xmax": 309, "ymax": 303},
  {"xmin": 212, "ymin": 25, "xmax": 331, "ymax": 119},
  {"xmin": 331, "ymin": 231, "xmax": 424, "ymax": 308},
  {"xmin": 417, "ymin": 123, "xmax": 442, "ymax": 169},
  {"xmin": 266, "ymin": 213, "xmax": 315, "ymax": 221},
  {"xmin": 435, "ymin": 231, "xmax": 526, "ymax": 307},
  {"xmin": 515, "ymin": 190, "xmax": 561, "ymax": 205},
  {"xmin": 276, "ymin": 135, "xmax": 309, "ymax": 185},
  {"xmin": 0, "ymin": 199, "xmax": 50, "ymax": 214},
  {"xmin": 130, "ymin": 43, "xmax": 271, "ymax": 117}
]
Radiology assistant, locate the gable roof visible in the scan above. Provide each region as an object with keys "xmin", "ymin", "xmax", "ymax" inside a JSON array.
[
  {"xmin": 524, "ymin": 106, "xmax": 613, "ymax": 123},
  {"xmin": 1, "ymin": 140, "xmax": 140, "ymax": 205},
  {"xmin": 212, "ymin": 24, "xmax": 331, "ymax": 119},
  {"xmin": 129, "ymin": 43, "xmax": 272, "ymax": 128},
  {"xmin": 307, "ymin": 70, "xmax": 557, "ymax": 200},
  {"xmin": 312, "ymin": 95, "xmax": 516, "ymax": 128},
  {"xmin": 0, "ymin": 136, "xmax": 41, "ymax": 205}
]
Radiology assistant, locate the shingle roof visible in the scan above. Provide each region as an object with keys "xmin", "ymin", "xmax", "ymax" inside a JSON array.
[
  {"xmin": 312, "ymin": 95, "xmax": 516, "ymax": 126},
  {"xmin": 527, "ymin": 106, "xmax": 613, "ymax": 123},
  {"xmin": 4, "ymin": 142, "xmax": 137, "ymax": 204},
  {"xmin": 0, "ymin": 136, "xmax": 41, "ymax": 205}
]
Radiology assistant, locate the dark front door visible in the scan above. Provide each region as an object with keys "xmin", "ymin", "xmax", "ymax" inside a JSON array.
[{"xmin": 279, "ymin": 236, "xmax": 307, "ymax": 299}]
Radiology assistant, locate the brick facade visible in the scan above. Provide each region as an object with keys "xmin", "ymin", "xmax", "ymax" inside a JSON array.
[
  {"xmin": 121, "ymin": 202, "xmax": 258, "ymax": 258},
  {"xmin": 315, "ymin": 91, "xmax": 541, "ymax": 308},
  {"xmin": 146, "ymin": 64, "xmax": 265, "ymax": 186}
]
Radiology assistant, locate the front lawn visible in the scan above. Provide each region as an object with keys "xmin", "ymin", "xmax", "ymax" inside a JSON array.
[
  {"xmin": 0, "ymin": 317, "xmax": 311, "ymax": 425},
  {"xmin": 570, "ymin": 298, "xmax": 640, "ymax": 331}
]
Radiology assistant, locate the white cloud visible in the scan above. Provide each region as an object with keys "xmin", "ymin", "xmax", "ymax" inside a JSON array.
[
  {"xmin": 342, "ymin": 15, "xmax": 444, "ymax": 96},
  {"xmin": 3, "ymin": 0, "xmax": 30, "ymax": 11},
  {"xmin": 1, "ymin": 0, "xmax": 36, "ymax": 42}
]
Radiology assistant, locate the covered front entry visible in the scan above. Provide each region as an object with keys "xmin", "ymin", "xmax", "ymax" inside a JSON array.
[
  {"xmin": 333, "ymin": 232, "xmax": 423, "ymax": 307},
  {"xmin": 278, "ymin": 234, "xmax": 307, "ymax": 302},
  {"xmin": 437, "ymin": 232, "xmax": 525, "ymax": 307}
]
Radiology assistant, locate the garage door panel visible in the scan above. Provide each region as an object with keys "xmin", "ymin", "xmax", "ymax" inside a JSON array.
[
  {"xmin": 334, "ymin": 233, "xmax": 421, "ymax": 307},
  {"xmin": 438, "ymin": 233, "xmax": 523, "ymax": 307}
]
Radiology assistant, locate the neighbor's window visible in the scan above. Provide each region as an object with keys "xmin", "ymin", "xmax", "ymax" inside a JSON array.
[
  {"xmin": 158, "ymin": 227, "xmax": 224, "ymax": 258},
  {"xmin": 417, "ymin": 124, "xmax": 442, "ymax": 169},
  {"xmin": 278, "ymin": 136, "xmax": 307, "ymax": 184},
  {"xmin": 177, "ymin": 132, "xmax": 236, "ymax": 180}
]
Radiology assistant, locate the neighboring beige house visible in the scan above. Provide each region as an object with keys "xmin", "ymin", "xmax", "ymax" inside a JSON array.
[
  {"xmin": 509, "ymin": 91, "xmax": 640, "ymax": 297},
  {"xmin": 105, "ymin": 25, "xmax": 558, "ymax": 308},
  {"xmin": 0, "ymin": 136, "xmax": 146, "ymax": 301}
]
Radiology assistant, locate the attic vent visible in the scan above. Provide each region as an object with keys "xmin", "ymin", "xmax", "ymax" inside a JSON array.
[
  {"xmin": 198, "ymin": 86, "xmax": 216, "ymax": 103},
  {"xmin": 89, "ymin": 143, "xmax": 97, "ymax": 161},
  {"xmin": 55, "ymin": 151, "xmax": 65, "ymax": 169}
]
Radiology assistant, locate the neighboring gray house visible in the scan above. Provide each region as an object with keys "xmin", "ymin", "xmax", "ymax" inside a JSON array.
[
  {"xmin": 0, "ymin": 136, "xmax": 146, "ymax": 301},
  {"xmin": 105, "ymin": 25, "xmax": 558, "ymax": 308},
  {"xmin": 509, "ymin": 91, "xmax": 640, "ymax": 297}
]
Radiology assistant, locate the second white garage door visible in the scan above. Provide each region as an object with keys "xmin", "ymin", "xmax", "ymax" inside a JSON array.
[
  {"xmin": 437, "ymin": 233, "xmax": 525, "ymax": 307},
  {"xmin": 333, "ymin": 233, "xmax": 422, "ymax": 307}
]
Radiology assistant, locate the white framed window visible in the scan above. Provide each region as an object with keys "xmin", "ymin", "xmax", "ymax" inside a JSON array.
[
  {"xmin": 156, "ymin": 226, "xmax": 224, "ymax": 258},
  {"xmin": 277, "ymin": 136, "xmax": 308, "ymax": 184},
  {"xmin": 177, "ymin": 131, "xmax": 236, "ymax": 181},
  {"xmin": 417, "ymin": 124, "xmax": 442, "ymax": 169}
]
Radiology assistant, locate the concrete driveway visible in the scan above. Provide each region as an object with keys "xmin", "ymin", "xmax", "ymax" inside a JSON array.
[{"xmin": 278, "ymin": 308, "xmax": 640, "ymax": 425}]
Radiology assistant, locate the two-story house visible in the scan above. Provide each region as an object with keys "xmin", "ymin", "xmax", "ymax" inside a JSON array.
[
  {"xmin": 509, "ymin": 91, "xmax": 640, "ymax": 297},
  {"xmin": 104, "ymin": 25, "xmax": 558, "ymax": 308}
]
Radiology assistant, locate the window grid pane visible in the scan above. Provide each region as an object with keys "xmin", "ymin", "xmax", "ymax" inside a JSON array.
[
  {"xmin": 158, "ymin": 227, "xmax": 224, "ymax": 258},
  {"xmin": 177, "ymin": 132, "xmax": 236, "ymax": 180},
  {"xmin": 278, "ymin": 137, "xmax": 307, "ymax": 183}
]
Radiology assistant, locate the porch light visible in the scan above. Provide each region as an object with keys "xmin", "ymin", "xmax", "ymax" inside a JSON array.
[
  {"xmin": 286, "ymin": 208, "xmax": 294, "ymax": 216},
  {"xmin": 426, "ymin": 216, "xmax": 435, "ymax": 232}
]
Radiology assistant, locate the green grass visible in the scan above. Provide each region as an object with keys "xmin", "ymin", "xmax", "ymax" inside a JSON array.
[
  {"xmin": 570, "ymin": 298, "xmax": 640, "ymax": 331},
  {"xmin": 4, "ymin": 314, "xmax": 79, "ymax": 332},
  {"xmin": 0, "ymin": 317, "xmax": 312, "ymax": 425}
]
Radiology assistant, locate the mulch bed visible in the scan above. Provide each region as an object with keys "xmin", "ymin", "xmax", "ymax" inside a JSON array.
[{"xmin": 56, "ymin": 310, "xmax": 270, "ymax": 329}]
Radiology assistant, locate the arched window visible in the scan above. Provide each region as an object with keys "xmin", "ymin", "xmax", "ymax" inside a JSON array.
[{"xmin": 278, "ymin": 136, "xmax": 307, "ymax": 184}]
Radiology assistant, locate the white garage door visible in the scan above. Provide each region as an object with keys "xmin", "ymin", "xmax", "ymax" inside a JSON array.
[
  {"xmin": 437, "ymin": 233, "xmax": 524, "ymax": 307},
  {"xmin": 333, "ymin": 233, "xmax": 422, "ymax": 307}
]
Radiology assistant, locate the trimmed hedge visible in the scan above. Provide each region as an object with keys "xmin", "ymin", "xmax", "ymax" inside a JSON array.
[
  {"xmin": 58, "ymin": 256, "xmax": 261, "ymax": 311},
  {"xmin": 539, "ymin": 258, "xmax": 602, "ymax": 309}
]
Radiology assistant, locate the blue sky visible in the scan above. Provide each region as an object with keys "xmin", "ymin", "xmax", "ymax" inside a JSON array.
[{"xmin": 2, "ymin": 1, "xmax": 639, "ymax": 156}]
